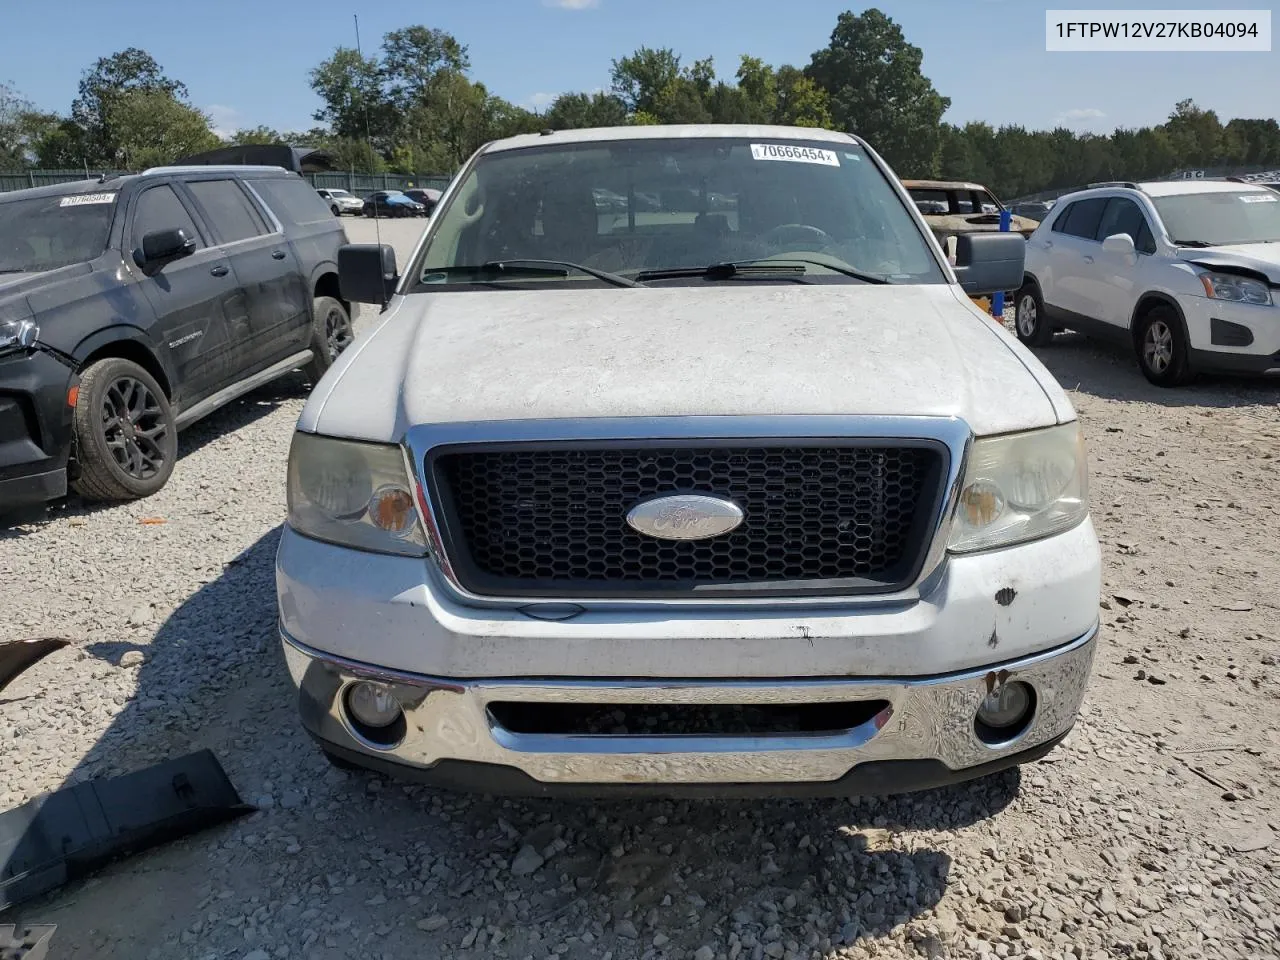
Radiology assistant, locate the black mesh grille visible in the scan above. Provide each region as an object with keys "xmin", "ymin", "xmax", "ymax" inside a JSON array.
[{"xmin": 430, "ymin": 443, "xmax": 945, "ymax": 598}]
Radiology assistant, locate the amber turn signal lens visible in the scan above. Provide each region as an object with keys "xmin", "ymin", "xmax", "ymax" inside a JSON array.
[
  {"xmin": 368, "ymin": 486, "xmax": 417, "ymax": 537},
  {"xmin": 959, "ymin": 482, "xmax": 1005, "ymax": 528}
]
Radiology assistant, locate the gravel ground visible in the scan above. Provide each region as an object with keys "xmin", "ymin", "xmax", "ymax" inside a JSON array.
[{"xmin": 2, "ymin": 246, "xmax": 1279, "ymax": 959}]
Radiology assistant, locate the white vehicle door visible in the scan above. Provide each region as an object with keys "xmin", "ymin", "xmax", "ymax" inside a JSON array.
[
  {"xmin": 1040, "ymin": 197, "xmax": 1109, "ymax": 319},
  {"xmin": 1087, "ymin": 197, "xmax": 1159, "ymax": 329}
]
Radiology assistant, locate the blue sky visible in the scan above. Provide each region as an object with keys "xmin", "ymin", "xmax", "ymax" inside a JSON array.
[{"xmin": 3, "ymin": 0, "xmax": 1275, "ymax": 138}]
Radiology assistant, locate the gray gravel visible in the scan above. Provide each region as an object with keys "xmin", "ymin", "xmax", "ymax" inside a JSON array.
[{"xmin": 1, "ymin": 256, "xmax": 1279, "ymax": 958}]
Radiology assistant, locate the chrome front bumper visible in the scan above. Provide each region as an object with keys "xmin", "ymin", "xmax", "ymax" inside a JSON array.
[{"xmin": 282, "ymin": 624, "xmax": 1096, "ymax": 793}]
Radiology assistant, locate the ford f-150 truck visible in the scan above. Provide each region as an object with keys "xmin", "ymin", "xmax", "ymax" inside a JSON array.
[{"xmin": 276, "ymin": 124, "xmax": 1101, "ymax": 798}]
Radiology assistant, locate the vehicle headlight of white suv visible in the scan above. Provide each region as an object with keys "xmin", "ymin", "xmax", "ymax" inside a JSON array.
[{"xmin": 1199, "ymin": 271, "xmax": 1273, "ymax": 306}]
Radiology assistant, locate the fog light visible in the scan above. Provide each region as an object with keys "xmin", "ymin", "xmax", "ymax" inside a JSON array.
[
  {"xmin": 345, "ymin": 681, "xmax": 402, "ymax": 728},
  {"xmin": 974, "ymin": 680, "xmax": 1034, "ymax": 744},
  {"xmin": 977, "ymin": 681, "xmax": 1032, "ymax": 728}
]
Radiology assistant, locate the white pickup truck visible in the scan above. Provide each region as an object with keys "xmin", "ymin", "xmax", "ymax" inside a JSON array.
[{"xmin": 276, "ymin": 124, "xmax": 1101, "ymax": 798}]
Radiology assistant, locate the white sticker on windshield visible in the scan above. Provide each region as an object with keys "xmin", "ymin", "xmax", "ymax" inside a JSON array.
[
  {"xmin": 1239, "ymin": 193, "xmax": 1278, "ymax": 203},
  {"xmin": 750, "ymin": 144, "xmax": 839, "ymax": 166},
  {"xmin": 58, "ymin": 193, "xmax": 116, "ymax": 207}
]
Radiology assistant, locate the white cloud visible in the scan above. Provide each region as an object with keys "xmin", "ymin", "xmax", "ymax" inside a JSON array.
[
  {"xmin": 543, "ymin": 0, "xmax": 599, "ymax": 8},
  {"xmin": 1054, "ymin": 107, "xmax": 1106, "ymax": 126},
  {"xmin": 205, "ymin": 104, "xmax": 241, "ymax": 139},
  {"xmin": 527, "ymin": 92, "xmax": 557, "ymax": 110}
]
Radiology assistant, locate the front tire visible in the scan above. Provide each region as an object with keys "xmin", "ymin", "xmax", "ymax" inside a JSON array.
[
  {"xmin": 303, "ymin": 296, "xmax": 354, "ymax": 384},
  {"xmin": 1014, "ymin": 283, "xmax": 1053, "ymax": 347},
  {"xmin": 71, "ymin": 357, "xmax": 177, "ymax": 501},
  {"xmin": 1135, "ymin": 306, "xmax": 1195, "ymax": 387},
  {"xmin": 330, "ymin": 204, "xmax": 340, "ymax": 217}
]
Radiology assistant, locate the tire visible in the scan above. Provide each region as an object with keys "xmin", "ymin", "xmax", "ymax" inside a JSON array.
[
  {"xmin": 330, "ymin": 204, "xmax": 340, "ymax": 217},
  {"xmin": 1013, "ymin": 283, "xmax": 1053, "ymax": 347},
  {"xmin": 303, "ymin": 295, "xmax": 354, "ymax": 384},
  {"xmin": 71, "ymin": 357, "xmax": 177, "ymax": 502},
  {"xmin": 1135, "ymin": 306, "xmax": 1195, "ymax": 387}
]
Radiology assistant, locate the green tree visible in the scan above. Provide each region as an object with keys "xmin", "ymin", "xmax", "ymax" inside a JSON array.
[
  {"xmin": 71, "ymin": 47, "xmax": 188, "ymax": 163},
  {"xmin": 0, "ymin": 84, "xmax": 57, "ymax": 167},
  {"xmin": 310, "ymin": 47, "xmax": 395, "ymax": 147},
  {"xmin": 381, "ymin": 26, "xmax": 469, "ymax": 113},
  {"xmin": 229, "ymin": 125, "xmax": 284, "ymax": 145},
  {"xmin": 544, "ymin": 91, "xmax": 627, "ymax": 130},
  {"xmin": 805, "ymin": 8, "xmax": 950, "ymax": 174},
  {"xmin": 107, "ymin": 89, "xmax": 219, "ymax": 168},
  {"xmin": 734, "ymin": 56, "xmax": 777, "ymax": 124},
  {"xmin": 1164, "ymin": 99, "xmax": 1225, "ymax": 166},
  {"xmin": 774, "ymin": 66, "xmax": 831, "ymax": 128},
  {"xmin": 610, "ymin": 47, "xmax": 683, "ymax": 115}
]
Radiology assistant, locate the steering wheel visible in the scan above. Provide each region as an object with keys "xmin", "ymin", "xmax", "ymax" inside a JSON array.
[{"xmin": 758, "ymin": 223, "xmax": 833, "ymax": 250}]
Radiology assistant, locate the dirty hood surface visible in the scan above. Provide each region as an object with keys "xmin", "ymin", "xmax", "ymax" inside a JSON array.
[{"xmin": 307, "ymin": 283, "xmax": 1065, "ymax": 441}]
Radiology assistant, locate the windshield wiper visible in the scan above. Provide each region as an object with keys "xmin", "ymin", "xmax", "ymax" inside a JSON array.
[
  {"xmin": 422, "ymin": 261, "xmax": 641, "ymax": 288},
  {"xmin": 735, "ymin": 257, "xmax": 890, "ymax": 284},
  {"xmin": 636, "ymin": 259, "xmax": 889, "ymax": 284},
  {"xmin": 1173, "ymin": 239, "xmax": 1216, "ymax": 247},
  {"xmin": 480, "ymin": 259, "xmax": 642, "ymax": 288},
  {"xmin": 635, "ymin": 262, "xmax": 807, "ymax": 282}
]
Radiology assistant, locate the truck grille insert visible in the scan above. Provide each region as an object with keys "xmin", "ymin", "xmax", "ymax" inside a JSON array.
[{"xmin": 429, "ymin": 443, "xmax": 946, "ymax": 598}]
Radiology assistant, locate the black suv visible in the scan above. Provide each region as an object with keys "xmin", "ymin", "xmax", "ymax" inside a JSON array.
[{"xmin": 0, "ymin": 165, "xmax": 353, "ymax": 509}]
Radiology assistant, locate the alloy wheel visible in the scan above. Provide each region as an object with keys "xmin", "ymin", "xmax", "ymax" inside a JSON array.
[
  {"xmin": 326, "ymin": 305, "xmax": 354, "ymax": 361},
  {"xmin": 1016, "ymin": 294, "xmax": 1038, "ymax": 337},
  {"xmin": 100, "ymin": 376, "xmax": 168, "ymax": 480},
  {"xmin": 1143, "ymin": 320, "xmax": 1173, "ymax": 374}
]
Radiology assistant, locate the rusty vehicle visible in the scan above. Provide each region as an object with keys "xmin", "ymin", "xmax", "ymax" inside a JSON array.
[{"xmin": 903, "ymin": 179, "xmax": 1038, "ymax": 262}]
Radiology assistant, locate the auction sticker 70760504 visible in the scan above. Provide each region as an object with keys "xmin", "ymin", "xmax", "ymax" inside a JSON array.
[
  {"xmin": 750, "ymin": 144, "xmax": 840, "ymax": 166},
  {"xmin": 58, "ymin": 193, "xmax": 116, "ymax": 207}
]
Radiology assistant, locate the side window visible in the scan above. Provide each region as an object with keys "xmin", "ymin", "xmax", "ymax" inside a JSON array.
[
  {"xmin": 248, "ymin": 177, "xmax": 334, "ymax": 226},
  {"xmin": 1059, "ymin": 197, "xmax": 1108, "ymax": 240},
  {"xmin": 185, "ymin": 179, "xmax": 269, "ymax": 243},
  {"xmin": 130, "ymin": 184, "xmax": 202, "ymax": 254},
  {"xmin": 1095, "ymin": 197, "xmax": 1148, "ymax": 242},
  {"xmin": 1050, "ymin": 202, "xmax": 1076, "ymax": 234},
  {"xmin": 1135, "ymin": 220, "xmax": 1156, "ymax": 255}
]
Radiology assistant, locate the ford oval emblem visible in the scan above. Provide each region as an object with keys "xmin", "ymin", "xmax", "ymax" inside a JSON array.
[{"xmin": 625, "ymin": 493, "xmax": 744, "ymax": 541}]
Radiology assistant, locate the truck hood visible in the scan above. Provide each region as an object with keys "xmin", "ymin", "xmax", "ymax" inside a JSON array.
[
  {"xmin": 304, "ymin": 284, "xmax": 1071, "ymax": 441},
  {"xmin": 1180, "ymin": 244, "xmax": 1280, "ymax": 284}
]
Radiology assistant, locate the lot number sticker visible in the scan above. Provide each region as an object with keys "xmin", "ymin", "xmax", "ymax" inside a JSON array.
[
  {"xmin": 58, "ymin": 193, "xmax": 116, "ymax": 207},
  {"xmin": 750, "ymin": 144, "xmax": 839, "ymax": 166},
  {"xmin": 1240, "ymin": 193, "xmax": 1278, "ymax": 203}
]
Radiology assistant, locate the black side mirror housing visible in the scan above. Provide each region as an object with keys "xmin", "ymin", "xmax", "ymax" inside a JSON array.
[
  {"xmin": 339, "ymin": 244, "xmax": 398, "ymax": 305},
  {"xmin": 136, "ymin": 228, "xmax": 196, "ymax": 269},
  {"xmin": 952, "ymin": 232, "xmax": 1026, "ymax": 296}
]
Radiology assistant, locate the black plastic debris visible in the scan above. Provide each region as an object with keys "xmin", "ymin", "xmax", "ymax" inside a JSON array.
[
  {"xmin": 0, "ymin": 924, "xmax": 55, "ymax": 960},
  {"xmin": 0, "ymin": 640, "xmax": 69, "ymax": 696},
  {"xmin": 0, "ymin": 750, "xmax": 254, "ymax": 911}
]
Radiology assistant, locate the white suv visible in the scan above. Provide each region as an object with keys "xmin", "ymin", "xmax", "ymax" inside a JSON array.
[{"xmin": 1016, "ymin": 179, "xmax": 1280, "ymax": 386}]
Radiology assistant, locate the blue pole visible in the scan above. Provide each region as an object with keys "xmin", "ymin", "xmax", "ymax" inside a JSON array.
[{"xmin": 992, "ymin": 209, "xmax": 1012, "ymax": 317}]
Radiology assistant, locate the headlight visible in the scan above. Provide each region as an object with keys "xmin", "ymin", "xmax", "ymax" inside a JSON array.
[
  {"xmin": 1199, "ymin": 272, "xmax": 1273, "ymax": 305},
  {"xmin": 0, "ymin": 318, "xmax": 39, "ymax": 355},
  {"xmin": 948, "ymin": 423, "xmax": 1089, "ymax": 553},
  {"xmin": 286, "ymin": 432, "xmax": 426, "ymax": 556}
]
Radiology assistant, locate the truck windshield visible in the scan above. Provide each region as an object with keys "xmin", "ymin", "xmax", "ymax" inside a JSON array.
[
  {"xmin": 414, "ymin": 137, "xmax": 945, "ymax": 287},
  {"xmin": 0, "ymin": 193, "xmax": 116, "ymax": 273}
]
